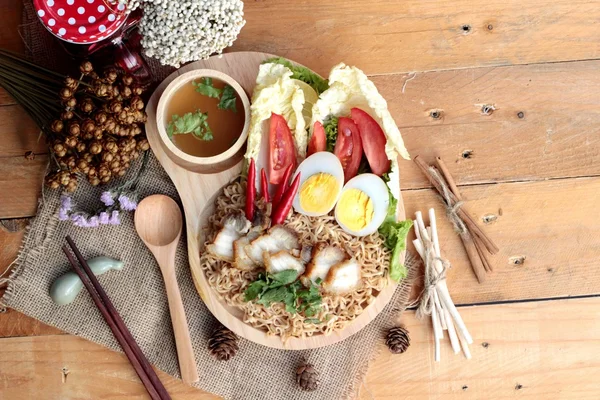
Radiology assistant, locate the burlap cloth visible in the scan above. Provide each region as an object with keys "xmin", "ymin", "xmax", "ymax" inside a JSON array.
[{"xmin": 1, "ymin": 3, "xmax": 419, "ymax": 399}]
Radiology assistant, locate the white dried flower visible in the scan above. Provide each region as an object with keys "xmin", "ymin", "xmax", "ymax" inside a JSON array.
[
  {"xmin": 138, "ymin": 0, "xmax": 246, "ymax": 68},
  {"xmin": 106, "ymin": 0, "xmax": 141, "ymax": 13}
]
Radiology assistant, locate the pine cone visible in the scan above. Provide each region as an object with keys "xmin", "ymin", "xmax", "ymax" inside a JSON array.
[
  {"xmin": 386, "ymin": 326, "xmax": 410, "ymax": 354},
  {"xmin": 208, "ymin": 326, "xmax": 238, "ymax": 361},
  {"xmin": 296, "ymin": 361, "xmax": 319, "ymax": 391}
]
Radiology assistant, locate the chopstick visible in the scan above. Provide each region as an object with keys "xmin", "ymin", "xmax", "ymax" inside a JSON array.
[{"xmin": 62, "ymin": 236, "xmax": 171, "ymax": 400}]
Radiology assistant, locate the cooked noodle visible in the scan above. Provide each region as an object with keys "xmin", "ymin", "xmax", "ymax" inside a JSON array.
[{"xmin": 199, "ymin": 180, "xmax": 391, "ymax": 340}]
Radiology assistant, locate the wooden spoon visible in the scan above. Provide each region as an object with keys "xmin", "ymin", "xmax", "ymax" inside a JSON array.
[{"xmin": 134, "ymin": 194, "xmax": 199, "ymax": 384}]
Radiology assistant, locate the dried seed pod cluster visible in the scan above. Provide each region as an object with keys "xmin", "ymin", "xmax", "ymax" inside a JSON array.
[{"xmin": 45, "ymin": 61, "xmax": 149, "ymax": 192}]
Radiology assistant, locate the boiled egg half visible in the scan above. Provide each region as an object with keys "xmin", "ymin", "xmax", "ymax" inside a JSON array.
[
  {"xmin": 335, "ymin": 173, "xmax": 389, "ymax": 236},
  {"xmin": 293, "ymin": 152, "xmax": 344, "ymax": 217}
]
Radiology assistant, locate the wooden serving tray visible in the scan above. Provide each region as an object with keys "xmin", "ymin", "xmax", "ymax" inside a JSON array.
[{"xmin": 145, "ymin": 52, "xmax": 407, "ymax": 349}]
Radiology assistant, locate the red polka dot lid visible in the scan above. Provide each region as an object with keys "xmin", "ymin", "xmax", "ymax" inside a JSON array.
[{"xmin": 34, "ymin": 0, "xmax": 127, "ymax": 44}]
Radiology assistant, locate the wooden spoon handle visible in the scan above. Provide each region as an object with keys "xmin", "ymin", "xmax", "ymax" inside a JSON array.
[{"xmin": 161, "ymin": 265, "xmax": 199, "ymax": 384}]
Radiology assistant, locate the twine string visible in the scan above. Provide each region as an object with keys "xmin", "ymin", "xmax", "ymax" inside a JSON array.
[
  {"xmin": 428, "ymin": 166, "xmax": 468, "ymax": 235},
  {"xmin": 416, "ymin": 225, "xmax": 450, "ymax": 320}
]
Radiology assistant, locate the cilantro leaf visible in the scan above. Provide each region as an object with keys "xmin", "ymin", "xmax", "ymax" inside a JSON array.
[
  {"xmin": 263, "ymin": 57, "xmax": 329, "ymax": 94},
  {"xmin": 271, "ymin": 269, "xmax": 299, "ymax": 285},
  {"xmin": 217, "ymin": 85, "xmax": 237, "ymax": 112},
  {"xmin": 193, "ymin": 77, "xmax": 222, "ymax": 99},
  {"xmin": 244, "ymin": 280, "xmax": 266, "ymax": 301},
  {"xmin": 257, "ymin": 286, "xmax": 289, "ymax": 307},
  {"xmin": 167, "ymin": 110, "xmax": 213, "ymax": 141},
  {"xmin": 323, "ymin": 116, "xmax": 338, "ymax": 152},
  {"xmin": 378, "ymin": 188, "xmax": 413, "ymax": 281},
  {"xmin": 243, "ymin": 269, "xmax": 322, "ymax": 318}
]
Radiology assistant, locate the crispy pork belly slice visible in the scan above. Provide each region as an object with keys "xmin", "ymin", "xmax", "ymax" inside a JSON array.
[
  {"xmin": 244, "ymin": 226, "xmax": 301, "ymax": 266},
  {"xmin": 264, "ymin": 250, "xmax": 306, "ymax": 276},
  {"xmin": 322, "ymin": 259, "xmax": 362, "ymax": 295},
  {"xmin": 301, "ymin": 244, "xmax": 348, "ymax": 286},
  {"xmin": 206, "ymin": 228, "xmax": 240, "ymax": 261},
  {"xmin": 233, "ymin": 232, "xmax": 260, "ymax": 271},
  {"xmin": 206, "ymin": 213, "xmax": 251, "ymax": 261}
]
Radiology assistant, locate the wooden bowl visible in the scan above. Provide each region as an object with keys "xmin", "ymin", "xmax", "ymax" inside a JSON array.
[
  {"xmin": 155, "ymin": 69, "xmax": 251, "ymax": 174},
  {"xmin": 145, "ymin": 52, "xmax": 407, "ymax": 350}
]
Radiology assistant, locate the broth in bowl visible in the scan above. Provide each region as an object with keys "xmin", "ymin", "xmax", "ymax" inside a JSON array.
[{"xmin": 165, "ymin": 77, "xmax": 245, "ymax": 158}]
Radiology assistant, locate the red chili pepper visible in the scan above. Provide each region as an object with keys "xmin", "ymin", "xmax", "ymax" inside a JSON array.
[
  {"xmin": 271, "ymin": 163, "xmax": 293, "ymax": 208},
  {"xmin": 261, "ymin": 168, "xmax": 270, "ymax": 203},
  {"xmin": 246, "ymin": 159, "xmax": 256, "ymax": 221},
  {"xmin": 271, "ymin": 172, "xmax": 301, "ymax": 225}
]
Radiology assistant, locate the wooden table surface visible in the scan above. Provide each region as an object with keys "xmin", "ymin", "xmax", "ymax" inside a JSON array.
[{"xmin": 1, "ymin": 1, "xmax": 600, "ymax": 399}]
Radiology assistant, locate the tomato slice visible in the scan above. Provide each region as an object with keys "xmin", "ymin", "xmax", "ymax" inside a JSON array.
[
  {"xmin": 350, "ymin": 108, "xmax": 390, "ymax": 176},
  {"xmin": 334, "ymin": 117, "xmax": 363, "ymax": 182},
  {"xmin": 268, "ymin": 113, "xmax": 296, "ymax": 184},
  {"xmin": 307, "ymin": 121, "xmax": 327, "ymax": 156}
]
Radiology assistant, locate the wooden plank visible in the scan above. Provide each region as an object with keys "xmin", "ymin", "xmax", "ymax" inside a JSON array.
[
  {"xmin": 378, "ymin": 59, "xmax": 600, "ymax": 189},
  {"xmin": 0, "ymin": 89, "xmax": 16, "ymax": 106},
  {"xmin": 404, "ymin": 176, "xmax": 600, "ymax": 304},
  {"xmin": 0, "ymin": 308, "xmax": 63, "ymax": 338},
  {"xmin": 0, "ymin": 0, "xmax": 23, "ymax": 53},
  {"xmin": 0, "ymin": 105, "xmax": 47, "ymax": 156},
  {"xmin": 0, "ymin": 335, "xmax": 219, "ymax": 399},
  {"xmin": 358, "ymin": 298, "xmax": 600, "ymax": 399},
  {"xmin": 0, "ymin": 155, "xmax": 46, "ymax": 219},
  {"xmin": 1, "ymin": 298, "xmax": 598, "ymax": 399},
  {"xmin": 0, "ymin": 0, "xmax": 24, "ymax": 105},
  {"xmin": 237, "ymin": 0, "xmax": 600, "ymax": 75}
]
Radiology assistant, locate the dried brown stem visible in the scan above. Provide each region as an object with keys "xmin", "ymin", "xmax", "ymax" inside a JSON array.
[{"xmin": 414, "ymin": 155, "xmax": 499, "ymax": 255}]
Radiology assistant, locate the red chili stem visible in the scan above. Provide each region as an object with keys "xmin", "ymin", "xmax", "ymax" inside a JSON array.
[
  {"xmin": 271, "ymin": 172, "xmax": 301, "ymax": 225},
  {"xmin": 246, "ymin": 159, "xmax": 256, "ymax": 221},
  {"xmin": 271, "ymin": 163, "xmax": 293, "ymax": 208}
]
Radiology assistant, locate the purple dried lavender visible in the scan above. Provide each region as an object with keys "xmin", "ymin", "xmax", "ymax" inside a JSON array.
[
  {"xmin": 71, "ymin": 214, "xmax": 89, "ymax": 227},
  {"xmin": 100, "ymin": 191, "xmax": 115, "ymax": 206},
  {"xmin": 58, "ymin": 195, "xmax": 73, "ymax": 221},
  {"xmin": 108, "ymin": 210, "xmax": 120, "ymax": 225},
  {"xmin": 118, "ymin": 194, "xmax": 137, "ymax": 211},
  {"xmin": 88, "ymin": 216, "xmax": 100, "ymax": 227},
  {"xmin": 98, "ymin": 211, "xmax": 110, "ymax": 225}
]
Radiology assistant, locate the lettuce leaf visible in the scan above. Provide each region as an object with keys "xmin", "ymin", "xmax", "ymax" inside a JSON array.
[
  {"xmin": 245, "ymin": 63, "xmax": 308, "ymax": 161},
  {"xmin": 378, "ymin": 189, "xmax": 413, "ymax": 281},
  {"xmin": 263, "ymin": 57, "xmax": 329, "ymax": 94},
  {"xmin": 322, "ymin": 115, "xmax": 338, "ymax": 152}
]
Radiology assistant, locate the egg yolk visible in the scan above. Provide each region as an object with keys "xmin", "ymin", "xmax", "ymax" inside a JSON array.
[
  {"xmin": 337, "ymin": 189, "xmax": 374, "ymax": 232},
  {"xmin": 299, "ymin": 173, "xmax": 341, "ymax": 214}
]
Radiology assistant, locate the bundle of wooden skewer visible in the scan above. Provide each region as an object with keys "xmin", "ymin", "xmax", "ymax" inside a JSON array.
[
  {"xmin": 413, "ymin": 209, "xmax": 472, "ymax": 361},
  {"xmin": 413, "ymin": 156, "xmax": 499, "ymax": 283}
]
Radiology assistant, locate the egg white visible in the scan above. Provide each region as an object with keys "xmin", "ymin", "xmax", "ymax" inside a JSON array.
[
  {"xmin": 335, "ymin": 173, "xmax": 389, "ymax": 236},
  {"xmin": 292, "ymin": 152, "xmax": 345, "ymax": 217}
]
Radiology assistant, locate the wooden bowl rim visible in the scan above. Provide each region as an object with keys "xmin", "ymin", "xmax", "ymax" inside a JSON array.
[{"xmin": 156, "ymin": 69, "xmax": 251, "ymax": 166}]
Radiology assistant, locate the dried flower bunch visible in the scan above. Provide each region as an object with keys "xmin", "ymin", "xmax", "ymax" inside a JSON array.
[
  {"xmin": 138, "ymin": 0, "xmax": 246, "ymax": 67},
  {"xmin": 45, "ymin": 61, "xmax": 150, "ymax": 192},
  {"xmin": 106, "ymin": 0, "xmax": 142, "ymax": 13},
  {"xmin": 0, "ymin": 50, "xmax": 150, "ymax": 194}
]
